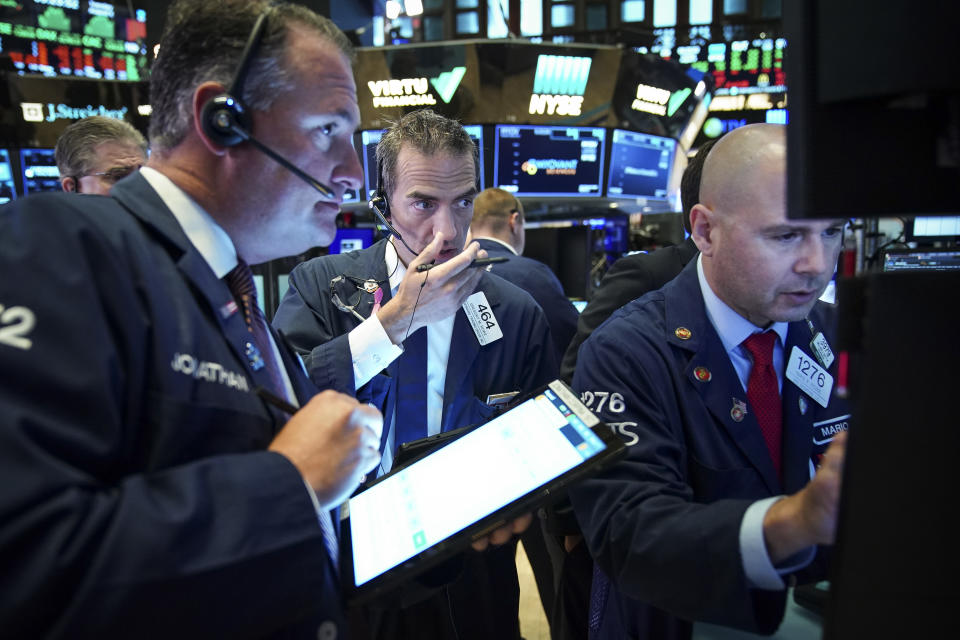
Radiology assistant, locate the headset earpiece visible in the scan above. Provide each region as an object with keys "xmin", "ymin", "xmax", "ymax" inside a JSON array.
[
  {"xmin": 200, "ymin": 94, "xmax": 252, "ymax": 147},
  {"xmin": 198, "ymin": 11, "xmax": 268, "ymax": 149}
]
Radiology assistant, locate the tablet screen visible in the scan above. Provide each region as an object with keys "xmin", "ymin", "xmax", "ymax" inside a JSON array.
[{"xmin": 348, "ymin": 381, "xmax": 612, "ymax": 589}]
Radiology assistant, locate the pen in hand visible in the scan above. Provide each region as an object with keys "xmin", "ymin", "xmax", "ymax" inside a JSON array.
[
  {"xmin": 255, "ymin": 386, "xmax": 299, "ymax": 415},
  {"xmin": 415, "ymin": 256, "xmax": 508, "ymax": 273}
]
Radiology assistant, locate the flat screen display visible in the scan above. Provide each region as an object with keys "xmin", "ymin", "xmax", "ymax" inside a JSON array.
[
  {"xmin": 493, "ymin": 125, "xmax": 605, "ymax": 197},
  {"xmin": 910, "ymin": 216, "xmax": 960, "ymax": 239},
  {"xmin": 606, "ymin": 129, "xmax": 676, "ymax": 199},
  {"xmin": 0, "ymin": 1, "xmax": 149, "ymax": 80},
  {"xmin": 20, "ymin": 148, "xmax": 60, "ymax": 194},
  {"xmin": 329, "ymin": 228, "xmax": 376, "ymax": 254},
  {"xmin": 0, "ymin": 150, "xmax": 16, "ymax": 205},
  {"xmin": 882, "ymin": 249, "xmax": 960, "ymax": 272},
  {"xmin": 360, "ymin": 125, "xmax": 484, "ymax": 203}
]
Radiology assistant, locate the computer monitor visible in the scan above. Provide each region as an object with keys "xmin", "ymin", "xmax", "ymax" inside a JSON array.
[
  {"xmin": 493, "ymin": 125, "xmax": 605, "ymax": 197},
  {"xmin": 20, "ymin": 148, "xmax": 60, "ymax": 194},
  {"xmin": 0, "ymin": 150, "xmax": 16, "ymax": 205},
  {"xmin": 785, "ymin": 1, "xmax": 959, "ymax": 219},
  {"xmin": 360, "ymin": 126, "xmax": 485, "ymax": 202},
  {"xmin": 906, "ymin": 216, "xmax": 960, "ymax": 243},
  {"xmin": 606, "ymin": 129, "xmax": 676, "ymax": 199},
  {"xmin": 881, "ymin": 248, "xmax": 960, "ymax": 272},
  {"xmin": 329, "ymin": 228, "xmax": 376, "ymax": 255}
]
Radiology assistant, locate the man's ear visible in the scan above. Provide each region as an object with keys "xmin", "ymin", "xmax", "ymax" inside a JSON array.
[
  {"xmin": 60, "ymin": 176, "xmax": 76, "ymax": 192},
  {"xmin": 689, "ymin": 203, "xmax": 715, "ymax": 256},
  {"xmin": 192, "ymin": 82, "xmax": 232, "ymax": 156},
  {"xmin": 508, "ymin": 211, "xmax": 520, "ymax": 233}
]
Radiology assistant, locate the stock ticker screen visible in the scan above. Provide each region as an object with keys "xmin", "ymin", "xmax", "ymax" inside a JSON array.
[
  {"xmin": 493, "ymin": 125, "xmax": 605, "ymax": 198},
  {"xmin": 606, "ymin": 129, "xmax": 676, "ymax": 199},
  {"xmin": 0, "ymin": 0, "xmax": 148, "ymax": 80},
  {"xmin": 19, "ymin": 148, "xmax": 59, "ymax": 194}
]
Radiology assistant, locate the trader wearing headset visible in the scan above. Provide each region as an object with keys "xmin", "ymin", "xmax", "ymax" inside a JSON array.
[
  {"xmin": 0, "ymin": 2, "xmax": 380, "ymax": 637},
  {"xmin": 273, "ymin": 108, "xmax": 558, "ymax": 640}
]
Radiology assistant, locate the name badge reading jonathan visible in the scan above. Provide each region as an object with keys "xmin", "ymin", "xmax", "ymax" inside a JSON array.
[
  {"xmin": 462, "ymin": 291, "xmax": 502, "ymax": 346},
  {"xmin": 786, "ymin": 346, "xmax": 833, "ymax": 408}
]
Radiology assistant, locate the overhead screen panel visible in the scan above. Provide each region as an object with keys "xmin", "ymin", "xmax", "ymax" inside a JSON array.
[
  {"xmin": 361, "ymin": 125, "xmax": 485, "ymax": 201},
  {"xmin": 493, "ymin": 125, "xmax": 605, "ymax": 197},
  {"xmin": 20, "ymin": 148, "xmax": 59, "ymax": 194},
  {"xmin": 0, "ymin": 150, "xmax": 16, "ymax": 205},
  {"xmin": 606, "ymin": 129, "xmax": 676, "ymax": 199},
  {"xmin": 0, "ymin": 1, "xmax": 149, "ymax": 80}
]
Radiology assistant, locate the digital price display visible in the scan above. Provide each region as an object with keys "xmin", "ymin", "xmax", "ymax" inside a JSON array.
[
  {"xmin": 679, "ymin": 37, "xmax": 787, "ymax": 95},
  {"xmin": 0, "ymin": 150, "xmax": 16, "ymax": 205},
  {"xmin": 20, "ymin": 148, "xmax": 60, "ymax": 194},
  {"xmin": 0, "ymin": 1, "xmax": 149, "ymax": 80},
  {"xmin": 493, "ymin": 125, "xmax": 605, "ymax": 197},
  {"xmin": 606, "ymin": 129, "xmax": 676, "ymax": 199}
]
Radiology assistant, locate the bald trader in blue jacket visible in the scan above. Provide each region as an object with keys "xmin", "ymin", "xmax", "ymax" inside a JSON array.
[{"xmin": 570, "ymin": 124, "xmax": 850, "ymax": 639}]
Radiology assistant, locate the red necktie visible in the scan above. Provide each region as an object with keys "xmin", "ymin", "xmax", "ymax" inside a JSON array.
[
  {"xmin": 225, "ymin": 261, "xmax": 339, "ymax": 570},
  {"xmin": 742, "ymin": 332, "xmax": 782, "ymax": 478},
  {"xmin": 224, "ymin": 260, "xmax": 286, "ymax": 398}
]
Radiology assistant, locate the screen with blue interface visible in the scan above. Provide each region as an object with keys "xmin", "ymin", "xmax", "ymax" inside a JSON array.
[
  {"xmin": 349, "ymin": 381, "xmax": 607, "ymax": 587},
  {"xmin": 606, "ymin": 129, "xmax": 676, "ymax": 199},
  {"xmin": 20, "ymin": 148, "xmax": 60, "ymax": 194},
  {"xmin": 0, "ymin": 150, "xmax": 16, "ymax": 204},
  {"xmin": 494, "ymin": 125, "xmax": 605, "ymax": 197}
]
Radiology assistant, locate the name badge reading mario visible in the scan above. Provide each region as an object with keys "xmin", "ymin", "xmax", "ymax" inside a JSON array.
[
  {"xmin": 462, "ymin": 291, "xmax": 502, "ymax": 346},
  {"xmin": 786, "ymin": 346, "xmax": 833, "ymax": 408}
]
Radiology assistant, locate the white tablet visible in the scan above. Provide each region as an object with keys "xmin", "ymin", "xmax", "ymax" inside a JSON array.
[{"xmin": 341, "ymin": 379, "xmax": 625, "ymax": 603}]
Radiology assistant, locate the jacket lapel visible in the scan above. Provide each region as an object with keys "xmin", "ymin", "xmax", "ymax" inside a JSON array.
[
  {"xmin": 441, "ymin": 274, "xmax": 498, "ymax": 428},
  {"xmin": 110, "ymin": 174, "xmax": 296, "ymax": 422},
  {"xmin": 780, "ymin": 322, "xmax": 815, "ymax": 493},
  {"xmin": 665, "ymin": 265, "xmax": 781, "ymax": 494}
]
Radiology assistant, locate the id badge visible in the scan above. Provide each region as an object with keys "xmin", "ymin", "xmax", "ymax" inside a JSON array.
[
  {"xmin": 809, "ymin": 332, "xmax": 835, "ymax": 369},
  {"xmin": 786, "ymin": 346, "xmax": 833, "ymax": 408},
  {"xmin": 462, "ymin": 291, "xmax": 503, "ymax": 345}
]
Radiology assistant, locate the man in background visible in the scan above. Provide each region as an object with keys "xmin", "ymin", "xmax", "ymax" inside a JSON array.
[
  {"xmin": 571, "ymin": 123, "xmax": 849, "ymax": 639},
  {"xmin": 274, "ymin": 108, "xmax": 556, "ymax": 640},
  {"xmin": 55, "ymin": 115, "xmax": 148, "ymax": 195},
  {"xmin": 469, "ymin": 187, "xmax": 578, "ymax": 364}
]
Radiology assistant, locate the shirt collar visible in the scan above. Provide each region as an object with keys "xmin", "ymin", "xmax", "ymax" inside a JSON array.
[
  {"xmin": 473, "ymin": 235, "xmax": 518, "ymax": 255},
  {"xmin": 140, "ymin": 166, "xmax": 238, "ymax": 278},
  {"xmin": 696, "ymin": 253, "xmax": 788, "ymax": 352}
]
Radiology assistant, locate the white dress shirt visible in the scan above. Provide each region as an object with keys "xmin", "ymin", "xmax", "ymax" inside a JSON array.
[{"xmin": 346, "ymin": 239, "xmax": 455, "ymax": 473}]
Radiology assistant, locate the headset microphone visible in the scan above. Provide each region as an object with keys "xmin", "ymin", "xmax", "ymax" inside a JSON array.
[{"xmin": 199, "ymin": 11, "xmax": 338, "ymax": 202}]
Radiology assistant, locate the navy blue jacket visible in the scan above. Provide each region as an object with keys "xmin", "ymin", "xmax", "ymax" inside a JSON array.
[
  {"xmin": 475, "ymin": 237, "xmax": 579, "ymax": 364},
  {"xmin": 0, "ymin": 175, "xmax": 342, "ymax": 639},
  {"xmin": 273, "ymin": 238, "xmax": 558, "ymax": 442},
  {"xmin": 570, "ymin": 260, "xmax": 850, "ymax": 640}
]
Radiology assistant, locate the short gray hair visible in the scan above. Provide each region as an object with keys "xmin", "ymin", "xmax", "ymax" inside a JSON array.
[
  {"xmin": 375, "ymin": 109, "xmax": 478, "ymax": 199},
  {"xmin": 54, "ymin": 116, "xmax": 148, "ymax": 177},
  {"xmin": 148, "ymin": 0, "xmax": 354, "ymax": 153}
]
